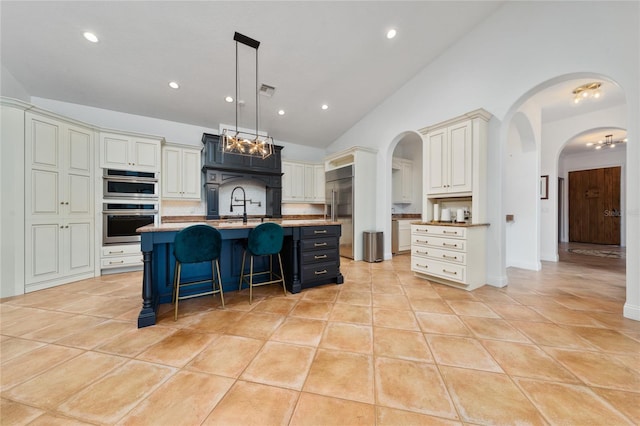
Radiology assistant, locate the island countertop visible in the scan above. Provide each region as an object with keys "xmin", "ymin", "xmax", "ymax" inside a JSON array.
[{"xmin": 138, "ymin": 219, "xmax": 340, "ymax": 233}]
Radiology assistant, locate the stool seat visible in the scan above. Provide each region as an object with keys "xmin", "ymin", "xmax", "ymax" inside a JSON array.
[
  {"xmin": 239, "ymin": 222, "xmax": 287, "ymax": 304},
  {"xmin": 172, "ymin": 224, "xmax": 224, "ymax": 320}
]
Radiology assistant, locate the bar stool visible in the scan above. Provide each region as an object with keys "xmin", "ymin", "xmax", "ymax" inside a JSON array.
[
  {"xmin": 172, "ymin": 224, "xmax": 224, "ymax": 320},
  {"xmin": 238, "ymin": 222, "xmax": 287, "ymax": 304}
]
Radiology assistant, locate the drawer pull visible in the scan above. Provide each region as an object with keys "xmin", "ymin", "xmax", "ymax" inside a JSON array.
[
  {"xmin": 416, "ymin": 239, "xmax": 428, "ymax": 244},
  {"xmin": 442, "ymin": 243, "xmax": 458, "ymax": 248},
  {"xmin": 417, "ymin": 228, "xmax": 428, "ymax": 232},
  {"xmin": 314, "ymin": 242, "xmax": 328, "ymax": 247},
  {"xmin": 416, "ymin": 250, "xmax": 428, "ymax": 255},
  {"xmin": 314, "ymin": 269, "xmax": 328, "ymax": 275},
  {"xmin": 443, "ymin": 230, "xmax": 458, "ymax": 235},
  {"xmin": 109, "ymin": 260, "xmax": 125, "ymax": 265},
  {"xmin": 442, "ymin": 269, "xmax": 457, "ymax": 275},
  {"xmin": 442, "ymin": 254, "xmax": 457, "ymax": 260},
  {"xmin": 416, "ymin": 263, "xmax": 428, "ymax": 269},
  {"xmin": 314, "ymin": 230, "xmax": 328, "ymax": 234},
  {"xmin": 109, "ymin": 250, "xmax": 125, "ymax": 254},
  {"xmin": 314, "ymin": 254, "xmax": 328, "ymax": 260}
]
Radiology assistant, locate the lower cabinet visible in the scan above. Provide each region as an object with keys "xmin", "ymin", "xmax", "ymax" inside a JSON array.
[
  {"xmin": 25, "ymin": 219, "xmax": 94, "ymax": 292},
  {"xmin": 410, "ymin": 223, "xmax": 487, "ymax": 290},
  {"xmin": 101, "ymin": 244, "xmax": 143, "ymax": 271}
]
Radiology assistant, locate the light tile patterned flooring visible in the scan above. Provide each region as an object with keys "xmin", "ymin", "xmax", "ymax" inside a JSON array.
[{"xmin": 1, "ymin": 244, "xmax": 638, "ymax": 425}]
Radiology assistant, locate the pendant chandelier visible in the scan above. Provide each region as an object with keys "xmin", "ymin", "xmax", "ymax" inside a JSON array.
[{"xmin": 221, "ymin": 32, "xmax": 274, "ymax": 159}]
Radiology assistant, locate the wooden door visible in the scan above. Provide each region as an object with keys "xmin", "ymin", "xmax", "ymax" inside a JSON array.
[{"xmin": 568, "ymin": 167, "xmax": 621, "ymax": 244}]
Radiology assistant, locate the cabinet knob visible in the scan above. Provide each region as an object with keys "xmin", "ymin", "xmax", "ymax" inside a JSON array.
[
  {"xmin": 65, "ymin": 202, "xmax": 69, "ymax": 205},
  {"xmin": 60, "ymin": 202, "xmax": 64, "ymax": 205}
]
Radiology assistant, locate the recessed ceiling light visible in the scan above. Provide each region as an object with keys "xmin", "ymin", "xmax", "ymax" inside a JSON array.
[
  {"xmin": 278, "ymin": 110, "xmax": 285, "ymax": 116},
  {"xmin": 386, "ymin": 29, "xmax": 397, "ymax": 39},
  {"xmin": 168, "ymin": 81, "xmax": 179, "ymax": 89},
  {"xmin": 83, "ymin": 32, "xmax": 99, "ymax": 43},
  {"xmin": 321, "ymin": 104, "xmax": 329, "ymax": 110},
  {"xmin": 225, "ymin": 96, "xmax": 234, "ymax": 103}
]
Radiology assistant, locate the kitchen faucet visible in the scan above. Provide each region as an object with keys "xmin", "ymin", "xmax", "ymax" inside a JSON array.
[{"xmin": 230, "ymin": 186, "xmax": 248, "ymax": 224}]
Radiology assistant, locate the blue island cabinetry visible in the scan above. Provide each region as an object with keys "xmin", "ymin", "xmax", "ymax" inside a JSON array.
[{"xmin": 137, "ymin": 221, "xmax": 343, "ymax": 327}]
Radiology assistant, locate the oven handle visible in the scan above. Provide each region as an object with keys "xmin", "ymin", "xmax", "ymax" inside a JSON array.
[
  {"xmin": 103, "ymin": 176, "xmax": 158, "ymax": 183},
  {"xmin": 103, "ymin": 210, "xmax": 158, "ymax": 215}
]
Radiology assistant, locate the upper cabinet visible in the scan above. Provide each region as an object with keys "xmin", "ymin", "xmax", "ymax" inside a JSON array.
[
  {"xmin": 282, "ymin": 160, "xmax": 325, "ymax": 203},
  {"xmin": 419, "ymin": 109, "xmax": 491, "ymax": 223},
  {"xmin": 100, "ymin": 132, "xmax": 162, "ymax": 172},
  {"xmin": 392, "ymin": 158, "xmax": 414, "ymax": 204},
  {"xmin": 162, "ymin": 144, "xmax": 201, "ymax": 200}
]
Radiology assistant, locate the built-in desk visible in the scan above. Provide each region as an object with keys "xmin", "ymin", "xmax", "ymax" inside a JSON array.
[{"xmin": 136, "ymin": 220, "xmax": 343, "ymax": 327}]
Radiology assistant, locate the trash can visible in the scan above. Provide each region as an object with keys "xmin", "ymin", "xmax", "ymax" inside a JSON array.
[{"xmin": 363, "ymin": 231, "xmax": 383, "ymax": 263}]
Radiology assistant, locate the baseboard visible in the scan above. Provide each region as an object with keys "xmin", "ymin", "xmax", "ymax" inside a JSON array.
[
  {"xmin": 506, "ymin": 260, "xmax": 541, "ymax": 271},
  {"xmin": 486, "ymin": 274, "xmax": 508, "ymax": 288},
  {"xmin": 623, "ymin": 303, "xmax": 640, "ymax": 321}
]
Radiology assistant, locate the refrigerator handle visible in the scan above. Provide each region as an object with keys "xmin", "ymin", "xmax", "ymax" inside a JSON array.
[{"xmin": 331, "ymin": 189, "xmax": 336, "ymax": 221}]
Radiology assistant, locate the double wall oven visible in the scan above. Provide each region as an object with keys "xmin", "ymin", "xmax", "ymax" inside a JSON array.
[{"xmin": 103, "ymin": 169, "xmax": 158, "ymax": 245}]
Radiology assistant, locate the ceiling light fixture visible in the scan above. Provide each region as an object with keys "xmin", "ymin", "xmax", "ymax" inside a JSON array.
[
  {"xmin": 386, "ymin": 29, "xmax": 397, "ymax": 39},
  {"xmin": 278, "ymin": 110, "xmax": 285, "ymax": 116},
  {"xmin": 588, "ymin": 134, "xmax": 627, "ymax": 150},
  {"xmin": 83, "ymin": 32, "xmax": 98, "ymax": 43},
  {"xmin": 572, "ymin": 82, "xmax": 602, "ymax": 104},
  {"xmin": 225, "ymin": 96, "xmax": 233, "ymax": 103},
  {"xmin": 168, "ymin": 81, "xmax": 179, "ymax": 89},
  {"xmin": 321, "ymin": 104, "xmax": 329, "ymax": 110},
  {"xmin": 221, "ymin": 32, "xmax": 274, "ymax": 159}
]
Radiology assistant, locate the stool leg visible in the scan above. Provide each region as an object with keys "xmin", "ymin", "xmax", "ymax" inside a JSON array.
[
  {"xmin": 174, "ymin": 262, "xmax": 182, "ymax": 321},
  {"xmin": 249, "ymin": 255, "xmax": 254, "ymax": 304},
  {"xmin": 238, "ymin": 250, "xmax": 246, "ymax": 292},
  {"xmin": 215, "ymin": 259, "xmax": 225, "ymax": 308},
  {"xmin": 172, "ymin": 260, "xmax": 179, "ymax": 304},
  {"xmin": 277, "ymin": 253, "xmax": 287, "ymax": 296}
]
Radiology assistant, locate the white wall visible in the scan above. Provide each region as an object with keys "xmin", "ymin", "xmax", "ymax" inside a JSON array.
[{"xmin": 326, "ymin": 2, "xmax": 639, "ymax": 319}]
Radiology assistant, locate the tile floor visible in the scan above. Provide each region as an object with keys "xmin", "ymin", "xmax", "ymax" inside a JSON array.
[{"xmin": 1, "ymin": 244, "xmax": 638, "ymax": 425}]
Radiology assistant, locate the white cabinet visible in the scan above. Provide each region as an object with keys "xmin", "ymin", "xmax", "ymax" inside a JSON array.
[
  {"xmin": 100, "ymin": 132, "xmax": 161, "ymax": 172},
  {"xmin": 410, "ymin": 224, "xmax": 487, "ymax": 290},
  {"xmin": 424, "ymin": 120, "xmax": 472, "ymax": 195},
  {"xmin": 397, "ymin": 220, "xmax": 413, "ymax": 252},
  {"xmin": 101, "ymin": 244, "xmax": 143, "ymax": 270},
  {"xmin": 24, "ymin": 112, "xmax": 95, "ymax": 291},
  {"xmin": 162, "ymin": 144, "xmax": 201, "ymax": 200},
  {"xmin": 392, "ymin": 158, "xmax": 414, "ymax": 203},
  {"xmin": 282, "ymin": 161, "xmax": 325, "ymax": 203}
]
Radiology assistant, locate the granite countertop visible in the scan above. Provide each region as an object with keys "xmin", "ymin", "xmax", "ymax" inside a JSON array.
[
  {"xmin": 139, "ymin": 218, "xmax": 340, "ymax": 233},
  {"xmin": 414, "ymin": 221, "xmax": 490, "ymax": 228}
]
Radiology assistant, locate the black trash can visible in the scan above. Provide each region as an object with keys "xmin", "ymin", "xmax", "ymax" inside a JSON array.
[{"xmin": 363, "ymin": 231, "xmax": 383, "ymax": 262}]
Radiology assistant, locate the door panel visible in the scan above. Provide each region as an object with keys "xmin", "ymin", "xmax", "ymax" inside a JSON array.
[{"xmin": 568, "ymin": 166, "xmax": 620, "ymax": 244}]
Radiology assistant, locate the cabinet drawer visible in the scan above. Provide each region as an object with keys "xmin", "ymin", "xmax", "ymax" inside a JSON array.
[
  {"xmin": 411, "ymin": 258, "xmax": 466, "ymax": 284},
  {"xmin": 412, "ymin": 225, "xmax": 466, "ymax": 239},
  {"xmin": 301, "ymin": 226, "xmax": 339, "ymax": 238},
  {"xmin": 301, "ymin": 237, "xmax": 338, "ymax": 251},
  {"xmin": 412, "ymin": 235, "xmax": 466, "ymax": 252},
  {"xmin": 412, "ymin": 246, "xmax": 466, "ymax": 265},
  {"xmin": 102, "ymin": 244, "xmax": 141, "ymax": 257},
  {"xmin": 101, "ymin": 255, "xmax": 142, "ymax": 269},
  {"xmin": 302, "ymin": 249, "xmax": 338, "ymax": 265},
  {"xmin": 301, "ymin": 261, "xmax": 338, "ymax": 283}
]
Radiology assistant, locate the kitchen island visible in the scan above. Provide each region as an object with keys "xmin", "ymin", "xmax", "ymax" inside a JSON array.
[{"xmin": 136, "ymin": 219, "xmax": 343, "ymax": 327}]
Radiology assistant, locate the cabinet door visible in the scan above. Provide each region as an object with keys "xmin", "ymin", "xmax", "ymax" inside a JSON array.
[
  {"xmin": 401, "ymin": 161, "xmax": 413, "ymax": 202},
  {"xmin": 131, "ymin": 138, "xmax": 160, "ymax": 172},
  {"xmin": 313, "ymin": 165, "xmax": 325, "ymax": 203},
  {"xmin": 282, "ymin": 161, "xmax": 305, "ymax": 202},
  {"xmin": 304, "ymin": 164, "xmax": 316, "ymax": 201},
  {"xmin": 181, "ymin": 148, "xmax": 201, "ymax": 199},
  {"xmin": 426, "ymin": 129, "xmax": 447, "ymax": 194},
  {"xmin": 448, "ymin": 120, "xmax": 472, "ymax": 193},
  {"xmin": 65, "ymin": 125, "xmax": 93, "ymax": 216},
  {"xmin": 66, "ymin": 219, "xmax": 94, "ymax": 274},
  {"xmin": 25, "ymin": 222, "xmax": 62, "ymax": 284},
  {"xmin": 162, "ymin": 146, "xmax": 182, "ymax": 198},
  {"xmin": 26, "ymin": 114, "xmax": 62, "ymax": 216},
  {"xmin": 101, "ymin": 133, "xmax": 131, "ymax": 169}
]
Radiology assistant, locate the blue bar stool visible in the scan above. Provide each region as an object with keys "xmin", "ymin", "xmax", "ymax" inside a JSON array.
[
  {"xmin": 238, "ymin": 222, "xmax": 287, "ymax": 304},
  {"xmin": 172, "ymin": 224, "xmax": 224, "ymax": 320}
]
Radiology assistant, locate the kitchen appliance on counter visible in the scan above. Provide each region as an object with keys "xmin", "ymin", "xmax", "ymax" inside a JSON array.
[{"xmin": 326, "ymin": 165, "xmax": 353, "ymax": 259}]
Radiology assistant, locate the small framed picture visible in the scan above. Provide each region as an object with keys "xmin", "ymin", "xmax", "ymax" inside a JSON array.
[{"xmin": 540, "ymin": 175, "xmax": 549, "ymax": 200}]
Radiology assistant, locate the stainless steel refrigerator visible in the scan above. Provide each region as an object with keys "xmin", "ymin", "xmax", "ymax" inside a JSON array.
[{"xmin": 326, "ymin": 165, "xmax": 354, "ymax": 259}]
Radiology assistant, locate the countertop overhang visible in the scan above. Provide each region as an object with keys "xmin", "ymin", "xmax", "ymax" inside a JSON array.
[{"xmin": 139, "ymin": 219, "xmax": 340, "ymax": 233}]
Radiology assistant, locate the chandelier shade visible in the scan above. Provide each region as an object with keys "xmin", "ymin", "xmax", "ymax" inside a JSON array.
[
  {"xmin": 221, "ymin": 32, "xmax": 274, "ymax": 159},
  {"xmin": 586, "ymin": 134, "xmax": 627, "ymax": 150},
  {"xmin": 572, "ymin": 82, "xmax": 602, "ymax": 104}
]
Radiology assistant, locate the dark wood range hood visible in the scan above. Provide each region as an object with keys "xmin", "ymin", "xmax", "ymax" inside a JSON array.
[{"xmin": 201, "ymin": 133, "xmax": 284, "ymax": 219}]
